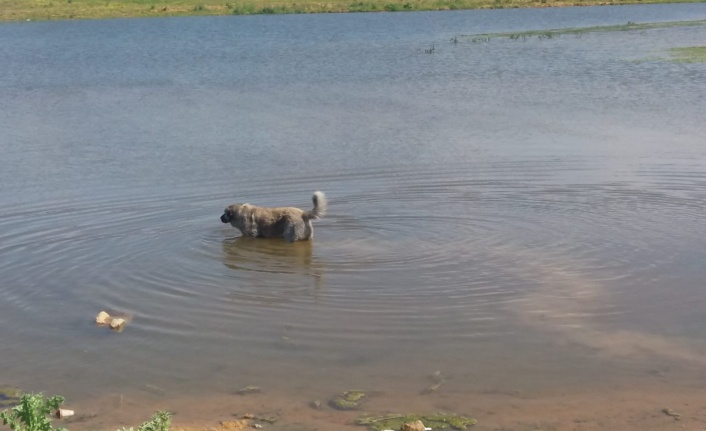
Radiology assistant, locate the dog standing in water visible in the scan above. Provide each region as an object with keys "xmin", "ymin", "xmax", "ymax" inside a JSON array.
[{"xmin": 220, "ymin": 191, "xmax": 327, "ymax": 242}]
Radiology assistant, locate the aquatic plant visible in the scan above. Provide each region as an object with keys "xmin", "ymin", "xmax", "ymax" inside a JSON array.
[
  {"xmin": 356, "ymin": 412, "xmax": 477, "ymax": 430},
  {"xmin": 117, "ymin": 411, "xmax": 172, "ymax": 431},
  {"xmin": 0, "ymin": 393, "xmax": 66, "ymax": 431},
  {"xmin": 329, "ymin": 390, "xmax": 367, "ymax": 410},
  {"xmin": 668, "ymin": 46, "xmax": 706, "ymax": 63},
  {"xmin": 0, "ymin": 387, "xmax": 22, "ymax": 409},
  {"xmin": 456, "ymin": 19, "xmax": 706, "ymax": 42}
]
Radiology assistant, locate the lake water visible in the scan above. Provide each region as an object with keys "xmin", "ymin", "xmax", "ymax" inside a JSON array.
[{"xmin": 1, "ymin": 4, "xmax": 706, "ymax": 430}]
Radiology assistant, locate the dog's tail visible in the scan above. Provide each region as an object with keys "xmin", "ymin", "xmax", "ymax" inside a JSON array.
[{"xmin": 307, "ymin": 191, "xmax": 327, "ymax": 220}]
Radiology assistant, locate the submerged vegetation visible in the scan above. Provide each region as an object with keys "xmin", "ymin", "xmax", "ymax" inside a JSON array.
[
  {"xmin": 1, "ymin": 0, "xmax": 706, "ymax": 21},
  {"xmin": 356, "ymin": 413, "xmax": 477, "ymax": 430},
  {"xmin": 1, "ymin": 393, "xmax": 171, "ymax": 431},
  {"xmin": 668, "ymin": 46, "xmax": 706, "ymax": 62},
  {"xmin": 0, "ymin": 387, "xmax": 22, "ymax": 410},
  {"xmin": 456, "ymin": 19, "xmax": 706, "ymax": 41}
]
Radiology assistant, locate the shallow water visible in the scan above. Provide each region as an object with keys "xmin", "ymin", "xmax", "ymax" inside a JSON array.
[{"xmin": 1, "ymin": 4, "xmax": 706, "ymax": 428}]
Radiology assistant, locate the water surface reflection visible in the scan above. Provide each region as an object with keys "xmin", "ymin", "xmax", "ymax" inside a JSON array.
[{"xmin": 1, "ymin": 5, "xmax": 706, "ymax": 429}]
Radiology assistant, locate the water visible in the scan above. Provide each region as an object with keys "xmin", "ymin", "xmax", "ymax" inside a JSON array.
[{"xmin": 1, "ymin": 5, "xmax": 706, "ymax": 429}]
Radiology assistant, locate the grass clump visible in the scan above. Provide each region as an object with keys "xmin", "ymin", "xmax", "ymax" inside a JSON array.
[
  {"xmin": 356, "ymin": 412, "xmax": 477, "ymax": 430},
  {"xmin": 1, "ymin": 393, "xmax": 172, "ymax": 431},
  {"xmin": 668, "ymin": 46, "xmax": 706, "ymax": 63},
  {"xmin": 118, "ymin": 411, "xmax": 172, "ymax": 431},
  {"xmin": 456, "ymin": 19, "xmax": 706, "ymax": 42}
]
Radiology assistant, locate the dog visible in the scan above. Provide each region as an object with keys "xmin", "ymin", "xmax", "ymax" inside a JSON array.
[{"xmin": 221, "ymin": 191, "xmax": 326, "ymax": 242}]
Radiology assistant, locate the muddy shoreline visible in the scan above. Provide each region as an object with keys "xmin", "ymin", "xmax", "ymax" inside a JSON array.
[{"xmin": 45, "ymin": 384, "xmax": 706, "ymax": 431}]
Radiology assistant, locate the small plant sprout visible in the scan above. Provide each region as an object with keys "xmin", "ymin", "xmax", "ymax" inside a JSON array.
[{"xmin": 117, "ymin": 411, "xmax": 172, "ymax": 431}]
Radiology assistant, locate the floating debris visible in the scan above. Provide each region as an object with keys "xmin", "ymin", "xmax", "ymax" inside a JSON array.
[
  {"xmin": 329, "ymin": 390, "xmax": 366, "ymax": 411},
  {"xmin": 218, "ymin": 420, "xmax": 250, "ymax": 431},
  {"xmin": 95, "ymin": 311, "xmax": 131, "ymax": 332},
  {"xmin": 95, "ymin": 311, "xmax": 111, "ymax": 325},
  {"xmin": 356, "ymin": 413, "xmax": 476, "ymax": 431},
  {"xmin": 400, "ymin": 420, "xmax": 427, "ymax": 431},
  {"xmin": 56, "ymin": 409, "xmax": 75, "ymax": 419},
  {"xmin": 253, "ymin": 415, "xmax": 278, "ymax": 424},
  {"xmin": 310, "ymin": 400, "xmax": 322, "ymax": 410},
  {"xmin": 109, "ymin": 318, "xmax": 126, "ymax": 330},
  {"xmin": 421, "ymin": 371, "xmax": 446, "ymax": 395},
  {"xmin": 236, "ymin": 386, "xmax": 261, "ymax": 395},
  {"xmin": 142, "ymin": 384, "xmax": 166, "ymax": 396},
  {"xmin": 662, "ymin": 408, "xmax": 681, "ymax": 420}
]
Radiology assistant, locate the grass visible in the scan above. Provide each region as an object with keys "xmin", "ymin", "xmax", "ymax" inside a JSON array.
[
  {"xmin": 1, "ymin": 393, "xmax": 172, "ymax": 431},
  {"xmin": 456, "ymin": 19, "xmax": 706, "ymax": 41},
  {"xmin": 1, "ymin": 0, "xmax": 706, "ymax": 21},
  {"xmin": 668, "ymin": 46, "xmax": 706, "ymax": 62},
  {"xmin": 0, "ymin": 393, "xmax": 66, "ymax": 431}
]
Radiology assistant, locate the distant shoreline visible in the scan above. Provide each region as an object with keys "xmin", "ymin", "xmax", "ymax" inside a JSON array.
[{"xmin": 0, "ymin": 0, "xmax": 703, "ymax": 22}]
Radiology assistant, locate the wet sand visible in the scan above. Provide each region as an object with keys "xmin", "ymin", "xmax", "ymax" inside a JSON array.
[
  {"xmin": 59, "ymin": 384, "xmax": 706, "ymax": 431},
  {"xmin": 55, "ymin": 246, "xmax": 706, "ymax": 431}
]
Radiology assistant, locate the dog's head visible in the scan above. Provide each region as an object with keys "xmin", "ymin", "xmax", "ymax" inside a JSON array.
[
  {"xmin": 221, "ymin": 203, "xmax": 254, "ymax": 229},
  {"xmin": 221, "ymin": 204, "xmax": 241, "ymax": 224}
]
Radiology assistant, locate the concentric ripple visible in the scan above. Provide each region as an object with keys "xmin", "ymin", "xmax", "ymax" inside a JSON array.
[
  {"xmin": 2, "ymin": 7, "xmax": 706, "ymax": 405},
  {"xmin": 1, "ymin": 160, "xmax": 704, "ymax": 378}
]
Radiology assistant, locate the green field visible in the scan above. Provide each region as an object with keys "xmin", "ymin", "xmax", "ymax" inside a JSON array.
[{"xmin": 1, "ymin": 0, "xmax": 704, "ymax": 21}]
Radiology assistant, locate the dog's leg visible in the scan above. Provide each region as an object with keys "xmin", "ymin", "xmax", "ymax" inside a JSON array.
[
  {"xmin": 305, "ymin": 220, "xmax": 314, "ymax": 239},
  {"xmin": 285, "ymin": 219, "xmax": 313, "ymax": 242},
  {"xmin": 283, "ymin": 225, "xmax": 297, "ymax": 242},
  {"xmin": 283, "ymin": 223, "xmax": 297, "ymax": 243}
]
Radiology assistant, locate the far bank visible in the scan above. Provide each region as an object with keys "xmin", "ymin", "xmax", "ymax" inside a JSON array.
[{"xmin": 1, "ymin": 0, "xmax": 704, "ymax": 22}]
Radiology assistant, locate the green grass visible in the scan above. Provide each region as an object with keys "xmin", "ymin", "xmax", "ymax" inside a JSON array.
[
  {"xmin": 0, "ymin": 393, "xmax": 66, "ymax": 431},
  {"xmin": 456, "ymin": 19, "xmax": 706, "ymax": 41},
  {"xmin": 2, "ymin": 0, "xmax": 706, "ymax": 21},
  {"xmin": 1, "ymin": 394, "xmax": 172, "ymax": 431},
  {"xmin": 668, "ymin": 46, "xmax": 706, "ymax": 62}
]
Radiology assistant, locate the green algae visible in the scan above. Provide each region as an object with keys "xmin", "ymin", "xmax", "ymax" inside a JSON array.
[
  {"xmin": 356, "ymin": 412, "xmax": 477, "ymax": 431},
  {"xmin": 0, "ymin": 385, "xmax": 22, "ymax": 409},
  {"xmin": 329, "ymin": 390, "xmax": 367, "ymax": 411},
  {"xmin": 668, "ymin": 46, "xmax": 706, "ymax": 63}
]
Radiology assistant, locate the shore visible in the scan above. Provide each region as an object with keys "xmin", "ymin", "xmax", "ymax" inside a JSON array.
[
  {"xmin": 0, "ymin": 0, "xmax": 703, "ymax": 22},
  {"xmin": 51, "ymin": 383, "xmax": 706, "ymax": 431}
]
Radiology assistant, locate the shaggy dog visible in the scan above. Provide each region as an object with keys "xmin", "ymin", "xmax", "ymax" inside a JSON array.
[{"xmin": 220, "ymin": 191, "xmax": 326, "ymax": 242}]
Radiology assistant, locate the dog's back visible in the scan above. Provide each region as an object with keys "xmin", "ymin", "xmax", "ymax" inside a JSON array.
[{"xmin": 221, "ymin": 191, "xmax": 326, "ymax": 242}]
